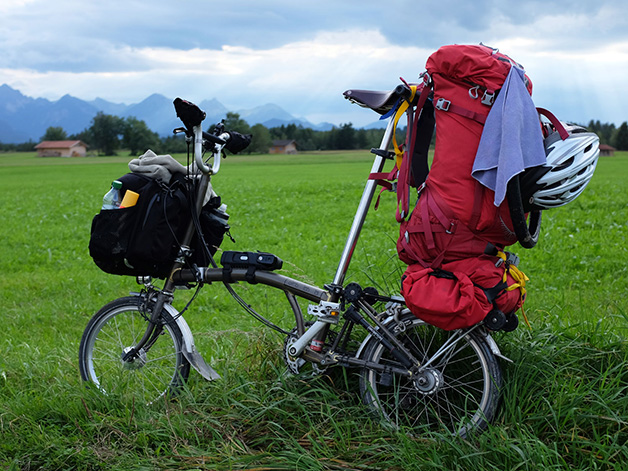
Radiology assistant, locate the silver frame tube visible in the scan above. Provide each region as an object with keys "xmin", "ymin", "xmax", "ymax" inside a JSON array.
[{"xmin": 332, "ymin": 117, "xmax": 396, "ymax": 286}]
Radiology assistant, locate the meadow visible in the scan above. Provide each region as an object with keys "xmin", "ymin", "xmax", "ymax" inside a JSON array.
[{"xmin": 0, "ymin": 149, "xmax": 627, "ymax": 470}]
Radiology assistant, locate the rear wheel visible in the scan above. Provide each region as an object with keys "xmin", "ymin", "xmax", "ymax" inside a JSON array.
[
  {"xmin": 359, "ymin": 312, "xmax": 501, "ymax": 437},
  {"xmin": 78, "ymin": 296, "xmax": 190, "ymax": 404}
]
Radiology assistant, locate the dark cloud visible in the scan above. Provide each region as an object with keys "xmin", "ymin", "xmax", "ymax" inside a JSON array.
[
  {"xmin": 3, "ymin": 0, "xmax": 628, "ymax": 72},
  {"xmin": 1, "ymin": 0, "xmax": 627, "ymax": 126}
]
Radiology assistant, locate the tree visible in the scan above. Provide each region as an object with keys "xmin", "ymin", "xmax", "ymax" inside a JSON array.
[
  {"xmin": 88, "ymin": 112, "xmax": 125, "ymax": 155},
  {"xmin": 160, "ymin": 134, "xmax": 188, "ymax": 154},
  {"xmin": 122, "ymin": 117, "xmax": 161, "ymax": 156},
  {"xmin": 613, "ymin": 122, "xmax": 628, "ymax": 151},
  {"xmin": 333, "ymin": 123, "xmax": 357, "ymax": 149},
  {"xmin": 41, "ymin": 126, "xmax": 68, "ymax": 141},
  {"xmin": 248, "ymin": 123, "xmax": 273, "ymax": 154},
  {"xmin": 221, "ymin": 112, "xmax": 251, "ymax": 135}
]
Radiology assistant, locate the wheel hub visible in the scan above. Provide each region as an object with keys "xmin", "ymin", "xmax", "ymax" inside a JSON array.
[
  {"xmin": 413, "ymin": 368, "xmax": 443, "ymax": 395},
  {"xmin": 122, "ymin": 346, "xmax": 147, "ymax": 370}
]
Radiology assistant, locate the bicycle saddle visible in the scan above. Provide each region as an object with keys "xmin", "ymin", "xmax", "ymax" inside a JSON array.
[{"xmin": 343, "ymin": 85, "xmax": 415, "ymax": 115}]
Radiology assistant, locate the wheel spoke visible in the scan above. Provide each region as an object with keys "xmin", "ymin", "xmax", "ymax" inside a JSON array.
[
  {"xmin": 360, "ymin": 314, "xmax": 501, "ymax": 436},
  {"xmin": 79, "ymin": 297, "xmax": 190, "ymax": 404}
]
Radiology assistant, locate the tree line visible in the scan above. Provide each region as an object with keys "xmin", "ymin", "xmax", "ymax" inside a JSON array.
[
  {"xmin": 2, "ymin": 113, "xmax": 628, "ymax": 154},
  {"xmin": 586, "ymin": 120, "xmax": 628, "ymax": 150},
  {"xmin": 0, "ymin": 111, "xmax": 387, "ymax": 155}
]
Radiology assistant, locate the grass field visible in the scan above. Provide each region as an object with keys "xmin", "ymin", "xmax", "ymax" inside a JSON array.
[{"xmin": 0, "ymin": 149, "xmax": 627, "ymax": 470}]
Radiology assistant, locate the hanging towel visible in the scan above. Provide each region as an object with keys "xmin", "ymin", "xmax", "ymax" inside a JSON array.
[{"xmin": 472, "ymin": 66, "xmax": 547, "ymax": 206}]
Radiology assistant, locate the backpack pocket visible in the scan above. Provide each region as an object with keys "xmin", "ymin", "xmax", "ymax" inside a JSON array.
[{"xmin": 401, "ymin": 264, "xmax": 492, "ymax": 331}]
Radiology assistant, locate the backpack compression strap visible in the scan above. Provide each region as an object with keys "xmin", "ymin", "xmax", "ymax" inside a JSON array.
[
  {"xmin": 368, "ymin": 78, "xmax": 434, "ymax": 221},
  {"xmin": 368, "ymin": 84, "xmax": 417, "ymax": 212}
]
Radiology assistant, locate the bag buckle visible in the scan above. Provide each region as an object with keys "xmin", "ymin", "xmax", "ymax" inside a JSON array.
[
  {"xmin": 435, "ymin": 98, "xmax": 451, "ymax": 111},
  {"xmin": 481, "ymin": 90, "xmax": 496, "ymax": 106}
]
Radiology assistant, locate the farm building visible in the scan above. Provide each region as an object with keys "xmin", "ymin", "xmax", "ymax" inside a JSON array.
[
  {"xmin": 35, "ymin": 140, "xmax": 88, "ymax": 157},
  {"xmin": 269, "ymin": 139, "xmax": 297, "ymax": 154},
  {"xmin": 599, "ymin": 144, "xmax": 616, "ymax": 156}
]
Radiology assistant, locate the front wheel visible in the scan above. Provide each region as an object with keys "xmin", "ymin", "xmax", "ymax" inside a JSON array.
[
  {"xmin": 78, "ymin": 296, "xmax": 190, "ymax": 404},
  {"xmin": 359, "ymin": 312, "xmax": 502, "ymax": 437}
]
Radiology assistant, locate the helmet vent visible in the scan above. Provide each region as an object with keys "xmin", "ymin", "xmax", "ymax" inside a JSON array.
[{"xmin": 553, "ymin": 156, "xmax": 574, "ymax": 172}]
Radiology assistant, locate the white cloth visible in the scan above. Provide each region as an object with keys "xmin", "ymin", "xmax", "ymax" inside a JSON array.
[
  {"xmin": 128, "ymin": 149, "xmax": 214, "ymax": 204},
  {"xmin": 128, "ymin": 149, "xmax": 195, "ymax": 183}
]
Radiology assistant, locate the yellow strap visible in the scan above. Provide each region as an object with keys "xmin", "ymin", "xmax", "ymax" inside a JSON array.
[
  {"xmin": 497, "ymin": 251, "xmax": 531, "ymax": 327},
  {"xmin": 392, "ymin": 85, "xmax": 418, "ymax": 170}
]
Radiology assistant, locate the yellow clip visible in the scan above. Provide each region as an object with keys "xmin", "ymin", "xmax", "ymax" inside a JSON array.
[
  {"xmin": 497, "ymin": 251, "xmax": 531, "ymax": 328},
  {"xmin": 392, "ymin": 85, "xmax": 418, "ymax": 170}
]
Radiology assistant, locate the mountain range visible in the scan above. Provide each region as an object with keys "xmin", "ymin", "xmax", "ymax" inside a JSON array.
[{"xmin": 0, "ymin": 84, "xmax": 363, "ymax": 144}]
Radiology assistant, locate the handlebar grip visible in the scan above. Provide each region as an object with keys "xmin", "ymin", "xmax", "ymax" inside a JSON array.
[
  {"xmin": 225, "ymin": 131, "xmax": 252, "ymax": 154},
  {"xmin": 202, "ymin": 131, "xmax": 227, "ymax": 145}
]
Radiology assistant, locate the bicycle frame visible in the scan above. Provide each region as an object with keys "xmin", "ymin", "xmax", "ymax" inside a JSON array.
[
  {"xmin": 332, "ymin": 118, "xmax": 396, "ymax": 286},
  {"xmin": 81, "ymin": 94, "xmax": 513, "ymax": 437},
  {"xmin": 124, "ymin": 104, "xmax": 503, "ymax": 383}
]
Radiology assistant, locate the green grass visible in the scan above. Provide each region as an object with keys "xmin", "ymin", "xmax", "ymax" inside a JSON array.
[{"xmin": 0, "ymin": 150, "xmax": 627, "ymax": 470}]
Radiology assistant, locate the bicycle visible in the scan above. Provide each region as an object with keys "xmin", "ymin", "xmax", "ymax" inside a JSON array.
[{"xmin": 79, "ymin": 91, "xmax": 507, "ymax": 438}]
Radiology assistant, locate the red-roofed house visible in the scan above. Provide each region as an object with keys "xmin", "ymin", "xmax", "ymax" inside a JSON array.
[
  {"xmin": 599, "ymin": 144, "xmax": 616, "ymax": 157},
  {"xmin": 35, "ymin": 140, "xmax": 88, "ymax": 157},
  {"xmin": 269, "ymin": 140, "xmax": 297, "ymax": 154}
]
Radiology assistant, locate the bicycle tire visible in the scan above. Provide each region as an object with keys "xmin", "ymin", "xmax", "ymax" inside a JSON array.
[
  {"xmin": 359, "ymin": 312, "xmax": 502, "ymax": 437},
  {"xmin": 78, "ymin": 296, "xmax": 190, "ymax": 404}
]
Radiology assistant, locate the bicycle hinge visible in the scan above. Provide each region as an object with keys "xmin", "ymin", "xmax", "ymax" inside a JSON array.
[{"xmin": 307, "ymin": 301, "xmax": 341, "ymax": 324}]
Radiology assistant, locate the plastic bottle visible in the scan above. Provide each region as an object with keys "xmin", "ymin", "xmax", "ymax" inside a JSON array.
[{"xmin": 102, "ymin": 180, "xmax": 123, "ymax": 209}]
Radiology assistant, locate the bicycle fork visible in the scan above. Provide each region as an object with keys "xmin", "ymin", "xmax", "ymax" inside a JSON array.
[{"xmin": 120, "ymin": 290, "xmax": 171, "ymax": 363}]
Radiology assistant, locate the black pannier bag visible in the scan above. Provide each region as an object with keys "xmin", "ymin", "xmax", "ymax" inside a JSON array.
[
  {"xmin": 89, "ymin": 173, "xmax": 229, "ymax": 278},
  {"xmin": 188, "ymin": 194, "xmax": 231, "ymax": 268}
]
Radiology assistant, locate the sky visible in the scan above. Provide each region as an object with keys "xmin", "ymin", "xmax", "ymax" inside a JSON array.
[{"xmin": 1, "ymin": 0, "xmax": 627, "ymax": 127}]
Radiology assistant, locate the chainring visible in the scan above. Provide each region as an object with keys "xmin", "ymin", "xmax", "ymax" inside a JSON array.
[{"xmin": 282, "ymin": 324, "xmax": 328, "ymax": 376}]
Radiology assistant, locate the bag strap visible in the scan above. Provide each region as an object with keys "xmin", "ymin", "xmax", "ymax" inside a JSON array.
[
  {"xmin": 434, "ymin": 97, "xmax": 489, "ymax": 125},
  {"xmin": 368, "ymin": 86, "xmax": 416, "ymax": 201},
  {"xmin": 396, "ymin": 81, "xmax": 434, "ymax": 222}
]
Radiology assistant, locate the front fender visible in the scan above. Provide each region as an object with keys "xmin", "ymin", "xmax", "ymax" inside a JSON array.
[{"xmin": 162, "ymin": 303, "xmax": 221, "ymax": 381}]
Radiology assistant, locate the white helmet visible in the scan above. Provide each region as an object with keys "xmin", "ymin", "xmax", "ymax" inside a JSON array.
[{"xmin": 521, "ymin": 122, "xmax": 600, "ymax": 211}]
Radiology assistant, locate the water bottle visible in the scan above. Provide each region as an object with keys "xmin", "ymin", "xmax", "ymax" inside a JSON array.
[{"xmin": 102, "ymin": 180, "xmax": 123, "ymax": 209}]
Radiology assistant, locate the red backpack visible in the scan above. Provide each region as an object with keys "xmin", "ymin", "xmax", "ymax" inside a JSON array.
[
  {"xmin": 372, "ymin": 44, "xmax": 541, "ymax": 330},
  {"xmin": 396, "ymin": 44, "xmax": 536, "ymax": 267}
]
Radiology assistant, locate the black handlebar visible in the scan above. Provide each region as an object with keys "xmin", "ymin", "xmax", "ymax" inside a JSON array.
[{"xmin": 202, "ymin": 131, "xmax": 226, "ymax": 145}]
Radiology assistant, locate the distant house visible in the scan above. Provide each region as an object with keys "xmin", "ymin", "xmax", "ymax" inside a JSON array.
[
  {"xmin": 269, "ymin": 139, "xmax": 297, "ymax": 155},
  {"xmin": 599, "ymin": 144, "xmax": 616, "ymax": 157},
  {"xmin": 35, "ymin": 140, "xmax": 88, "ymax": 157}
]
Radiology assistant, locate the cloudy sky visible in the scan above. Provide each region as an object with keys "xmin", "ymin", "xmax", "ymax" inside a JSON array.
[{"xmin": 1, "ymin": 0, "xmax": 627, "ymax": 127}]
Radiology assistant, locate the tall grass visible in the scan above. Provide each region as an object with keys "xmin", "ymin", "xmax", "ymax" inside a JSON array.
[{"xmin": 0, "ymin": 150, "xmax": 626, "ymax": 470}]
